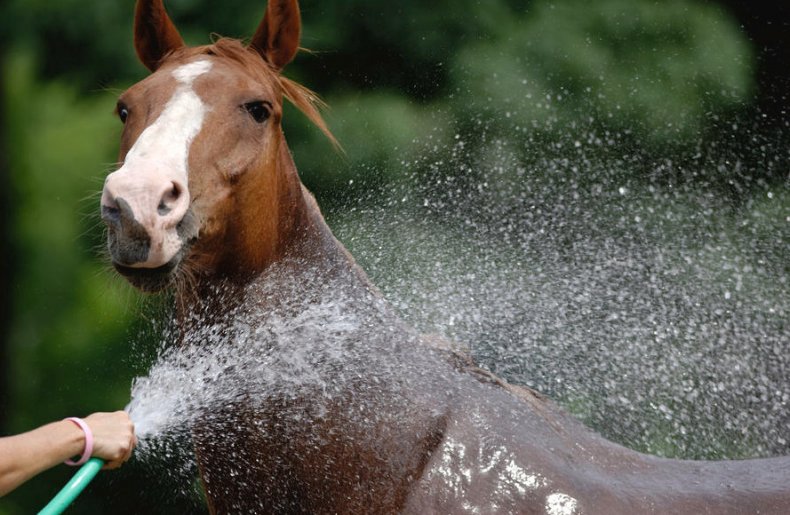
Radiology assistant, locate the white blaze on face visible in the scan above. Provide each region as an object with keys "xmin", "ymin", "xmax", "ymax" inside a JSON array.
[
  {"xmin": 128, "ymin": 59, "xmax": 212, "ymax": 173},
  {"xmin": 103, "ymin": 59, "xmax": 212, "ymax": 267}
]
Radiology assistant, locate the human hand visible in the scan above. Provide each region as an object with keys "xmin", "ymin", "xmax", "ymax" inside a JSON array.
[{"xmin": 83, "ymin": 411, "xmax": 137, "ymax": 469}]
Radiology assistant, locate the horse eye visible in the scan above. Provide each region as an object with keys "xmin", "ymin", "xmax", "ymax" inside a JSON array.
[
  {"xmin": 117, "ymin": 104, "xmax": 129, "ymax": 124},
  {"xmin": 244, "ymin": 101, "xmax": 271, "ymax": 123}
]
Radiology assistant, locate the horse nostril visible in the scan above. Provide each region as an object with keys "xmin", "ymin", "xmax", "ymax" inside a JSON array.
[
  {"xmin": 102, "ymin": 196, "xmax": 138, "ymax": 234},
  {"xmin": 102, "ymin": 204, "xmax": 121, "ymax": 225},
  {"xmin": 158, "ymin": 183, "xmax": 183, "ymax": 216}
]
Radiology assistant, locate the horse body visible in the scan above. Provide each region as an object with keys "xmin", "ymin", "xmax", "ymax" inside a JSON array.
[
  {"xmin": 102, "ymin": 1, "xmax": 790, "ymax": 513},
  {"xmin": 179, "ymin": 191, "xmax": 790, "ymax": 514}
]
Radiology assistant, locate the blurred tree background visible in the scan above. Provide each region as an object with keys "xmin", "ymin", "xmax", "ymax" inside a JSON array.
[{"xmin": 0, "ymin": 0, "xmax": 787, "ymax": 513}]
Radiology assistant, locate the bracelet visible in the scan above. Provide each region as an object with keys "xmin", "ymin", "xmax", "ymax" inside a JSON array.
[{"xmin": 64, "ymin": 417, "xmax": 94, "ymax": 466}]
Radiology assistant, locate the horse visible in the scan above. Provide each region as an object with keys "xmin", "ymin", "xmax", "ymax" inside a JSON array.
[{"xmin": 101, "ymin": 0, "xmax": 790, "ymax": 513}]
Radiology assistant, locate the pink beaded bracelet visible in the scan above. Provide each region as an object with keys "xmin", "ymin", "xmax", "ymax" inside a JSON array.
[{"xmin": 64, "ymin": 417, "xmax": 94, "ymax": 466}]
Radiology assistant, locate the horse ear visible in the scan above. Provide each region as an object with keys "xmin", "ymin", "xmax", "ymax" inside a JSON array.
[
  {"xmin": 249, "ymin": 0, "xmax": 301, "ymax": 70},
  {"xmin": 134, "ymin": 0, "xmax": 185, "ymax": 71}
]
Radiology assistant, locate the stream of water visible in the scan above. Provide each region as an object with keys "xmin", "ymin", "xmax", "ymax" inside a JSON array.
[{"xmin": 125, "ymin": 116, "xmax": 788, "ymax": 506}]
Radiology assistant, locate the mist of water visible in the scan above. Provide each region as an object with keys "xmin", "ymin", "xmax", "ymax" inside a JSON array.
[
  {"xmin": 332, "ymin": 117, "xmax": 789, "ymax": 460},
  {"xmin": 124, "ymin": 113, "xmax": 788, "ymax": 505}
]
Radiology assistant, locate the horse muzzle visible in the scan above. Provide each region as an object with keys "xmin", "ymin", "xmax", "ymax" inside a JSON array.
[{"xmin": 101, "ymin": 165, "xmax": 198, "ymax": 291}]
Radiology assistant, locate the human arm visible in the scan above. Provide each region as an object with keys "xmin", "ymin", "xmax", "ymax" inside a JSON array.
[{"xmin": 0, "ymin": 411, "xmax": 136, "ymax": 496}]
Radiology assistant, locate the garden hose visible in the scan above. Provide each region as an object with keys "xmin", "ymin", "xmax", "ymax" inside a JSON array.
[{"xmin": 38, "ymin": 457, "xmax": 104, "ymax": 515}]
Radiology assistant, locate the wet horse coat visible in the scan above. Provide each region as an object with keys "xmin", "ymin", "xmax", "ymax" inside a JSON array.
[{"xmin": 102, "ymin": 1, "xmax": 790, "ymax": 513}]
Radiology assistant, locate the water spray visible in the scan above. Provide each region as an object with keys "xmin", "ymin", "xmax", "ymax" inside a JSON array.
[{"xmin": 37, "ymin": 458, "xmax": 104, "ymax": 515}]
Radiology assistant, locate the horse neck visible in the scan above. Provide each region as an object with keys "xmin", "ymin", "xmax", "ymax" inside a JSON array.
[
  {"xmin": 176, "ymin": 130, "xmax": 376, "ymax": 326},
  {"xmin": 255, "ymin": 131, "xmax": 374, "ymax": 287}
]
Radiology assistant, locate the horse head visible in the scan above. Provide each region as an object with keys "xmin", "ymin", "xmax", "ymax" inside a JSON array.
[{"xmin": 101, "ymin": 0, "xmax": 329, "ymax": 292}]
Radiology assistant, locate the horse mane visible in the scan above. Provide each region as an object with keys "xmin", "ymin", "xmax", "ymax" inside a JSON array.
[
  {"xmin": 278, "ymin": 75, "xmax": 340, "ymax": 150},
  {"xmin": 176, "ymin": 38, "xmax": 339, "ymax": 150}
]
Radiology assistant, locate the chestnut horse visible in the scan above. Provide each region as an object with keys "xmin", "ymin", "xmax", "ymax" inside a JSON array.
[{"xmin": 102, "ymin": 1, "xmax": 790, "ymax": 513}]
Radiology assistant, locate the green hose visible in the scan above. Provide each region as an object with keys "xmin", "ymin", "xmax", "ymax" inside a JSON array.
[{"xmin": 37, "ymin": 458, "xmax": 105, "ymax": 515}]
